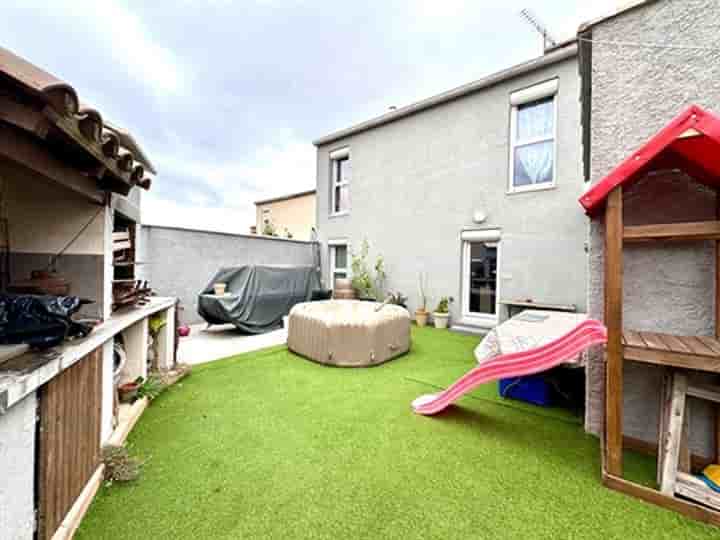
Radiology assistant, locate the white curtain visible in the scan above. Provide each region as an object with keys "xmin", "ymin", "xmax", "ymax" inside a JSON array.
[{"xmin": 514, "ymin": 99, "xmax": 554, "ymax": 186}]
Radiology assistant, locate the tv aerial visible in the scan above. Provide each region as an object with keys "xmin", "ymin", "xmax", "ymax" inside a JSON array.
[{"xmin": 519, "ymin": 8, "xmax": 558, "ymax": 52}]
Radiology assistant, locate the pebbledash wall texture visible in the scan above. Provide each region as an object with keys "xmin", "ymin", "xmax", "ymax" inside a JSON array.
[{"xmin": 584, "ymin": 0, "xmax": 720, "ymax": 457}]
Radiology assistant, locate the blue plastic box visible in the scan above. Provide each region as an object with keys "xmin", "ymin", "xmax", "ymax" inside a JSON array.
[{"xmin": 499, "ymin": 375, "xmax": 553, "ymax": 406}]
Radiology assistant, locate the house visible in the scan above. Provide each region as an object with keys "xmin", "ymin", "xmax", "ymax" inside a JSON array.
[
  {"xmin": 0, "ymin": 46, "xmax": 176, "ymax": 539},
  {"xmin": 314, "ymin": 40, "xmax": 585, "ymax": 331},
  {"xmin": 577, "ymin": 0, "xmax": 720, "ymax": 519},
  {"xmin": 314, "ymin": 0, "xmax": 720, "ymax": 521},
  {"xmin": 254, "ymin": 189, "xmax": 316, "ymax": 240}
]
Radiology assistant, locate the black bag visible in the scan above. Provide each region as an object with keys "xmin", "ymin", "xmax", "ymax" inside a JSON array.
[{"xmin": 0, "ymin": 294, "xmax": 93, "ymax": 349}]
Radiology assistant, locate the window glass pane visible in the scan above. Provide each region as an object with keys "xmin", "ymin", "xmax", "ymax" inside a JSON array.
[
  {"xmin": 338, "ymin": 158, "xmax": 350, "ymax": 182},
  {"xmin": 334, "ymin": 245, "xmax": 347, "ymax": 269},
  {"xmin": 513, "ymin": 140, "xmax": 554, "ymax": 186},
  {"xmin": 336, "ymin": 157, "xmax": 350, "ymax": 184},
  {"xmin": 334, "ymin": 186, "xmax": 341, "ymax": 212},
  {"xmin": 516, "ymin": 98, "xmax": 554, "ymax": 141},
  {"xmin": 338, "ymin": 185, "xmax": 349, "ymax": 212}
]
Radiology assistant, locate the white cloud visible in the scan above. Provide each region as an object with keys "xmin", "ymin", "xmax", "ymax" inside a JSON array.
[
  {"xmin": 43, "ymin": 1, "xmax": 186, "ymax": 96},
  {"xmin": 143, "ymin": 138, "xmax": 316, "ymax": 233},
  {"xmin": 554, "ymin": 1, "xmax": 621, "ymax": 39},
  {"xmin": 141, "ymin": 195, "xmax": 256, "ymax": 234}
]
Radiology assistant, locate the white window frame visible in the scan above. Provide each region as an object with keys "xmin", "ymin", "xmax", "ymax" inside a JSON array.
[
  {"xmin": 460, "ymin": 229, "xmax": 501, "ymax": 329},
  {"xmin": 329, "ymin": 147, "xmax": 350, "ymax": 217},
  {"xmin": 508, "ymin": 79, "xmax": 559, "ymax": 194},
  {"xmin": 328, "ymin": 239, "xmax": 349, "ymax": 287}
]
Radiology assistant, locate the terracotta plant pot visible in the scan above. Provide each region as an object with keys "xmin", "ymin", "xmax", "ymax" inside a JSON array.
[
  {"xmin": 415, "ymin": 309, "xmax": 429, "ymax": 327},
  {"xmin": 118, "ymin": 382, "xmax": 140, "ymax": 404},
  {"xmin": 213, "ymin": 283, "xmax": 227, "ymax": 295},
  {"xmin": 433, "ymin": 312, "xmax": 450, "ymax": 329}
]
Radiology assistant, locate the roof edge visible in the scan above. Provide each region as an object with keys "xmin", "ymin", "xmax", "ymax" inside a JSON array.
[
  {"xmin": 578, "ymin": 0, "xmax": 659, "ymax": 33},
  {"xmin": 254, "ymin": 189, "xmax": 316, "ymax": 206},
  {"xmin": 313, "ymin": 41, "xmax": 578, "ymax": 147},
  {"xmin": 579, "ymin": 104, "xmax": 720, "ymax": 216}
]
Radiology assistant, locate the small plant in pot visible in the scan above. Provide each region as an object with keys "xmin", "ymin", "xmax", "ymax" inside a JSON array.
[
  {"xmin": 415, "ymin": 272, "xmax": 429, "ymax": 327},
  {"xmin": 433, "ymin": 296, "xmax": 454, "ymax": 329},
  {"xmin": 118, "ymin": 380, "xmax": 140, "ymax": 403}
]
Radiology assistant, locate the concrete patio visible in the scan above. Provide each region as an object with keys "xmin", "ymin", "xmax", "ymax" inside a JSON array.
[{"xmin": 177, "ymin": 322, "xmax": 288, "ymax": 365}]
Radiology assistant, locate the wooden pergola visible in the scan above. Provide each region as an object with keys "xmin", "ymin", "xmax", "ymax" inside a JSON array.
[{"xmin": 581, "ymin": 105, "xmax": 720, "ymax": 525}]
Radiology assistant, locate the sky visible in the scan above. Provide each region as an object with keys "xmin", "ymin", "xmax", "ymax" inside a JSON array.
[{"xmin": 2, "ymin": 1, "xmax": 617, "ymax": 233}]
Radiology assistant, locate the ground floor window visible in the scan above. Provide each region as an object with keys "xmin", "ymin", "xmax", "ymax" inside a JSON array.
[
  {"xmin": 461, "ymin": 230, "xmax": 500, "ymax": 326},
  {"xmin": 329, "ymin": 243, "xmax": 348, "ymax": 286}
]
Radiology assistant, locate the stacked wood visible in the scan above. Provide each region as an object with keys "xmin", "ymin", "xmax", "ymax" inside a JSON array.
[
  {"xmin": 112, "ymin": 230, "xmax": 132, "ymax": 263},
  {"xmin": 112, "ymin": 279, "xmax": 151, "ymax": 310}
]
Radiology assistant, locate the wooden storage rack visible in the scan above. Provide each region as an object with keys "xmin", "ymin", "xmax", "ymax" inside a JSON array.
[{"xmin": 602, "ymin": 186, "xmax": 720, "ymax": 525}]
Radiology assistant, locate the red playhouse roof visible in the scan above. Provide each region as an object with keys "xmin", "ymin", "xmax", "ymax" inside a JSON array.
[{"xmin": 580, "ymin": 105, "xmax": 720, "ymax": 216}]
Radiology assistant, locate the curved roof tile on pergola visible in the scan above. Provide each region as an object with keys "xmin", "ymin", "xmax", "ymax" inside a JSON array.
[
  {"xmin": 0, "ymin": 45, "xmax": 156, "ymax": 190},
  {"xmin": 580, "ymin": 105, "xmax": 720, "ymax": 216}
]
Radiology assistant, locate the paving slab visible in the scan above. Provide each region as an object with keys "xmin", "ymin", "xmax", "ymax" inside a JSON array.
[{"xmin": 177, "ymin": 323, "xmax": 287, "ymax": 365}]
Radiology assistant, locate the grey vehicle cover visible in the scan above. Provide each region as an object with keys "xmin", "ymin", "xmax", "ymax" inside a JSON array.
[{"xmin": 197, "ymin": 265, "xmax": 320, "ymax": 333}]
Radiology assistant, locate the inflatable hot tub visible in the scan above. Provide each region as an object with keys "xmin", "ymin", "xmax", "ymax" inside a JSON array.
[{"xmin": 287, "ymin": 300, "xmax": 411, "ymax": 367}]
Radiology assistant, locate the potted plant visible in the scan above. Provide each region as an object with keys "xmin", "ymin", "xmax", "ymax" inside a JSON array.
[
  {"xmin": 415, "ymin": 272, "xmax": 429, "ymax": 327},
  {"xmin": 433, "ymin": 296, "xmax": 454, "ymax": 329},
  {"xmin": 351, "ymin": 239, "xmax": 386, "ymax": 301},
  {"xmin": 118, "ymin": 379, "xmax": 141, "ymax": 403},
  {"xmin": 386, "ymin": 291, "xmax": 408, "ymax": 308}
]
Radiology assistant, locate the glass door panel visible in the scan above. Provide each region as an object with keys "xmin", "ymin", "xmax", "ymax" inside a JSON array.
[{"xmin": 466, "ymin": 242, "xmax": 497, "ymax": 317}]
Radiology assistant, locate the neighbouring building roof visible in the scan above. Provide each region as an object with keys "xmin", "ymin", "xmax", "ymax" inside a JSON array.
[
  {"xmin": 254, "ymin": 189, "xmax": 316, "ymax": 206},
  {"xmin": 0, "ymin": 45, "xmax": 154, "ymax": 193},
  {"xmin": 313, "ymin": 41, "xmax": 578, "ymax": 147},
  {"xmin": 580, "ymin": 105, "xmax": 720, "ymax": 215}
]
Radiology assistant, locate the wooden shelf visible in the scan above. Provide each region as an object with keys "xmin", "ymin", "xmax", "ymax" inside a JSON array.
[
  {"xmin": 623, "ymin": 221, "xmax": 720, "ymax": 242},
  {"xmin": 622, "ymin": 330, "xmax": 720, "ymax": 373}
]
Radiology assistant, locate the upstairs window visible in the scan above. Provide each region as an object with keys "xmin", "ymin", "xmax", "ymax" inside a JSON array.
[
  {"xmin": 330, "ymin": 148, "xmax": 350, "ymax": 215},
  {"xmin": 509, "ymin": 79, "xmax": 558, "ymax": 192}
]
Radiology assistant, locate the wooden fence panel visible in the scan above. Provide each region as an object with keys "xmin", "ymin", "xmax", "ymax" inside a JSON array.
[{"xmin": 37, "ymin": 348, "xmax": 102, "ymax": 540}]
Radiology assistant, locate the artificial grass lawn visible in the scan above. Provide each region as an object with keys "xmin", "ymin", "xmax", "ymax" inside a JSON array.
[{"xmin": 78, "ymin": 327, "xmax": 716, "ymax": 539}]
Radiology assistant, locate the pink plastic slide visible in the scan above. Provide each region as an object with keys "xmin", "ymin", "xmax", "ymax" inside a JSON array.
[{"xmin": 412, "ymin": 319, "xmax": 607, "ymax": 415}]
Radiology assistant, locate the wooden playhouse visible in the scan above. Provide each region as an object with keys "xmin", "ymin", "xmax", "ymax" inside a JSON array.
[{"xmin": 581, "ymin": 105, "xmax": 720, "ymax": 524}]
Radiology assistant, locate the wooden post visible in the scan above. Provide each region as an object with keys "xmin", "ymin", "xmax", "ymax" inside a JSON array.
[{"xmin": 605, "ymin": 186, "xmax": 624, "ymax": 477}]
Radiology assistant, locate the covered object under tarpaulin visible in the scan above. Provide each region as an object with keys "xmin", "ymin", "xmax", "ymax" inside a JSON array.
[{"xmin": 198, "ymin": 265, "xmax": 320, "ymax": 334}]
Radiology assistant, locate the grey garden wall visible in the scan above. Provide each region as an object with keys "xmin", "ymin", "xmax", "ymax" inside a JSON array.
[
  {"xmin": 139, "ymin": 225, "xmax": 316, "ymax": 325},
  {"xmin": 315, "ymin": 53, "xmax": 586, "ymax": 324},
  {"xmin": 584, "ymin": 0, "xmax": 720, "ymax": 457}
]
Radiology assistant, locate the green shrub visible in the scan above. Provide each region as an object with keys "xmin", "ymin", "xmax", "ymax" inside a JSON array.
[{"xmin": 102, "ymin": 445, "xmax": 143, "ymax": 483}]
